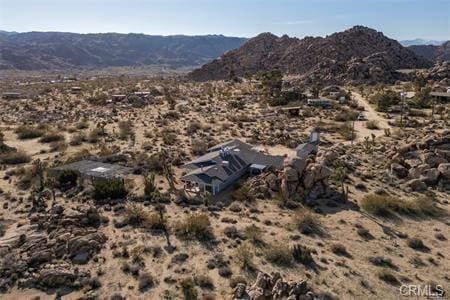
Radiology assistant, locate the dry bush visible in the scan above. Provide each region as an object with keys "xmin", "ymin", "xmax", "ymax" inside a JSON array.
[
  {"xmin": 361, "ymin": 194, "xmax": 442, "ymax": 217},
  {"xmin": 118, "ymin": 121, "xmax": 134, "ymax": 140},
  {"xmin": 232, "ymin": 186, "xmax": 255, "ymax": 202},
  {"xmin": 235, "ymin": 243, "xmax": 254, "ymax": 269},
  {"xmin": 186, "ymin": 121, "xmax": 203, "ymax": 135},
  {"xmin": 264, "ymin": 243, "xmax": 293, "ymax": 267},
  {"xmin": 123, "ymin": 203, "xmax": 151, "ymax": 226},
  {"xmin": 194, "ymin": 274, "xmax": 214, "ymax": 289},
  {"xmin": 191, "ymin": 139, "xmax": 208, "ymax": 155},
  {"xmin": 378, "ymin": 270, "xmax": 400, "ymax": 285},
  {"xmin": 39, "ymin": 131, "xmax": 65, "ymax": 143},
  {"xmin": 292, "ymin": 244, "xmax": 314, "ymax": 265},
  {"xmin": 330, "ymin": 243, "xmax": 351, "ymax": 257},
  {"xmin": 70, "ymin": 133, "xmax": 86, "ymax": 146},
  {"xmin": 138, "ymin": 272, "xmax": 155, "ymax": 292},
  {"xmin": 244, "ymin": 224, "xmax": 263, "ymax": 244},
  {"xmin": 292, "ymin": 208, "xmax": 323, "ymax": 235},
  {"xmin": 49, "ymin": 141, "xmax": 68, "ymax": 152},
  {"xmin": 337, "ymin": 123, "xmax": 355, "ymax": 140},
  {"xmin": 0, "ymin": 150, "xmax": 31, "ymax": 165},
  {"xmin": 15, "ymin": 125, "xmax": 44, "ymax": 140},
  {"xmin": 87, "ymin": 128, "xmax": 103, "ymax": 143},
  {"xmin": 180, "ymin": 277, "xmax": 198, "ymax": 299},
  {"xmin": 366, "ymin": 120, "xmax": 379, "ymax": 129},
  {"xmin": 407, "ymin": 238, "xmax": 426, "ymax": 250},
  {"xmin": 173, "ymin": 213, "xmax": 214, "ymax": 241}
]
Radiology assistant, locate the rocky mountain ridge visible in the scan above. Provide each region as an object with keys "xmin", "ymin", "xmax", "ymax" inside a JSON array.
[{"xmin": 188, "ymin": 26, "xmax": 433, "ymax": 84}]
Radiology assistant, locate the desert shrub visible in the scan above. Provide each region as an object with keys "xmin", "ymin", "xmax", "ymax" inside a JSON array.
[
  {"xmin": 93, "ymin": 178, "xmax": 127, "ymax": 200},
  {"xmin": 292, "ymin": 244, "xmax": 314, "ymax": 265},
  {"xmin": 330, "ymin": 243, "xmax": 350, "ymax": 257},
  {"xmin": 357, "ymin": 227, "xmax": 373, "ymax": 240},
  {"xmin": 264, "ymin": 244, "xmax": 293, "ymax": 267},
  {"xmin": 267, "ymin": 96, "xmax": 288, "ymax": 106},
  {"xmin": 118, "ymin": 121, "xmax": 134, "ymax": 140},
  {"xmin": 244, "ymin": 224, "xmax": 263, "ymax": 244},
  {"xmin": 143, "ymin": 172, "xmax": 157, "ymax": 199},
  {"xmin": 49, "ymin": 141, "xmax": 68, "ymax": 152},
  {"xmin": 361, "ymin": 194, "xmax": 442, "ymax": 217},
  {"xmin": 371, "ymin": 90, "xmax": 400, "ymax": 112},
  {"xmin": 162, "ymin": 132, "xmax": 178, "ymax": 145},
  {"xmin": 173, "ymin": 213, "xmax": 213, "ymax": 241},
  {"xmin": 15, "ymin": 126, "xmax": 44, "ymax": 139},
  {"xmin": 138, "ymin": 272, "xmax": 155, "ymax": 292},
  {"xmin": 232, "ymin": 186, "xmax": 255, "ymax": 202},
  {"xmin": 194, "ymin": 274, "xmax": 214, "ymax": 289},
  {"xmin": 334, "ymin": 110, "xmax": 358, "ymax": 122},
  {"xmin": 366, "ymin": 120, "xmax": 379, "ymax": 129},
  {"xmin": 147, "ymin": 152, "xmax": 166, "ymax": 173},
  {"xmin": 180, "ymin": 277, "xmax": 198, "ymax": 300},
  {"xmin": 337, "ymin": 123, "xmax": 355, "ymax": 140},
  {"xmin": 369, "ymin": 256, "xmax": 397, "ymax": 269},
  {"xmin": 87, "ymin": 92, "xmax": 108, "ymax": 105},
  {"xmin": 56, "ymin": 170, "xmax": 78, "ymax": 186},
  {"xmin": 235, "ymin": 243, "xmax": 254, "ymax": 269},
  {"xmin": 87, "ymin": 128, "xmax": 103, "ymax": 143},
  {"xmin": 191, "ymin": 139, "xmax": 208, "ymax": 155},
  {"xmin": 163, "ymin": 110, "xmax": 180, "ymax": 120},
  {"xmin": 409, "ymin": 109, "xmax": 427, "ymax": 117},
  {"xmin": 39, "ymin": 131, "xmax": 65, "ymax": 143},
  {"xmin": 123, "ymin": 203, "xmax": 151, "ymax": 226},
  {"xmin": 293, "ymin": 208, "xmax": 322, "ymax": 235},
  {"xmin": 70, "ymin": 133, "xmax": 86, "ymax": 146},
  {"xmin": 378, "ymin": 270, "xmax": 400, "ymax": 285},
  {"xmin": 0, "ymin": 150, "xmax": 31, "ymax": 165},
  {"xmin": 76, "ymin": 120, "xmax": 89, "ymax": 130},
  {"xmin": 407, "ymin": 238, "xmax": 426, "ymax": 250},
  {"xmin": 186, "ymin": 121, "xmax": 203, "ymax": 135},
  {"xmin": 0, "ymin": 223, "xmax": 7, "ymax": 237}
]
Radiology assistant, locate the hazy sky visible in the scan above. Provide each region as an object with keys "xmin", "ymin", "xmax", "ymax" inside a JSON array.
[{"xmin": 0, "ymin": 0, "xmax": 449, "ymax": 40}]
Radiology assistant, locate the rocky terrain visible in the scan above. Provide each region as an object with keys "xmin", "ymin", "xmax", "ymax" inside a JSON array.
[
  {"xmin": 0, "ymin": 74, "xmax": 448, "ymax": 299},
  {"xmin": 0, "ymin": 31, "xmax": 247, "ymax": 70},
  {"xmin": 409, "ymin": 41, "xmax": 450, "ymax": 62},
  {"xmin": 189, "ymin": 26, "xmax": 432, "ymax": 84}
]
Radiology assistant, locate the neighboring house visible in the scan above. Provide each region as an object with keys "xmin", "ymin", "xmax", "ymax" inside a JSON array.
[
  {"xmin": 71, "ymin": 87, "xmax": 82, "ymax": 94},
  {"xmin": 181, "ymin": 139, "xmax": 285, "ymax": 195},
  {"xmin": 307, "ymin": 98, "xmax": 333, "ymax": 108},
  {"xmin": 51, "ymin": 160, "xmax": 131, "ymax": 185},
  {"xmin": 431, "ymin": 91, "xmax": 450, "ymax": 102},
  {"xmin": 296, "ymin": 131, "xmax": 320, "ymax": 159},
  {"xmin": 2, "ymin": 92, "xmax": 23, "ymax": 100}
]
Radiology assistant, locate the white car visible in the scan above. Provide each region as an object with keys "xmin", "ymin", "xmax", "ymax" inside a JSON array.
[{"xmin": 357, "ymin": 113, "xmax": 366, "ymax": 121}]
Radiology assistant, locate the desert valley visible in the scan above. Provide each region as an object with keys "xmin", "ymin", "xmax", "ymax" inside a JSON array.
[{"xmin": 0, "ymin": 24, "xmax": 449, "ymax": 300}]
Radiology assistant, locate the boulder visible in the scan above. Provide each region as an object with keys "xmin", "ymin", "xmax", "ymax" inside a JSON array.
[
  {"xmin": 420, "ymin": 168, "xmax": 439, "ymax": 184},
  {"xmin": 391, "ymin": 163, "xmax": 408, "ymax": 178},
  {"xmin": 406, "ymin": 179, "xmax": 427, "ymax": 191},
  {"xmin": 283, "ymin": 166, "xmax": 299, "ymax": 182},
  {"xmin": 438, "ymin": 163, "xmax": 450, "ymax": 179},
  {"xmin": 421, "ymin": 152, "xmax": 447, "ymax": 168}
]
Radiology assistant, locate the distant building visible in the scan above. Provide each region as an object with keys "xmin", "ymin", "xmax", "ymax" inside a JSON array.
[
  {"xmin": 181, "ymin": 139, "xmax": 285, "ymax": 195},
  {"xmin": 431, "ymin": 91, "xmax": 450, "ymax": 102},
  {"xmin": 71, "ymin": 87, "xmax": 82, "ymax": 94},
  {"xmin": 307, "ymin": 98, "xmax": 332, "ymax": 108},
  {"xmin": 51, "ymin": 160, "xmax": 131, "ymax": 186},
  {"xmin": 2, "ymin": 92, "xmax": 23, "ymax": 100},
  {"xmin": 296, "ymin": 131, "xmax": 320, "ymax": 159},
  {"xmin": 111, "ymin": 94, "xmax": 127, "ymax": 102}
]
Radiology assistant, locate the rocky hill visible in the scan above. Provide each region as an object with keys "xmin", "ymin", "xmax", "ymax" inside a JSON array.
[
  {"xmin": 0, "ymin": 31, "xmax": 247, "ymax": 70},
  {"xmin": 188, "ymin": 26, "xmax": 433, "ymax": 84},
  {"xmin": 408, "ymin": 41, "xmax": 450, "ymax": 62}
]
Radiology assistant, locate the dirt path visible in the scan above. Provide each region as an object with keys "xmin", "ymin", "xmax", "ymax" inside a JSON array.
[{"xmin": 351, "ymin": 91, "xmax": 392, "ymax": 141}]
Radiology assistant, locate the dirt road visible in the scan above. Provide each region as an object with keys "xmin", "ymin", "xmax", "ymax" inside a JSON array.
[{"xmin": 351, "ymin": 91, "xmax": 392, "ymax": 141}]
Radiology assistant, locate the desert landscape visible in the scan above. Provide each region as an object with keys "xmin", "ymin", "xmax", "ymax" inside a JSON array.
[{"xmin": 0, "ymin": 8, "xmax": 449, "ymax": 300}]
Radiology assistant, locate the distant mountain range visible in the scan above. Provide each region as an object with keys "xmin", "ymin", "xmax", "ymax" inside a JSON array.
[
  {"xmin": 0, "ymin": 31, "xmax": 247, "ymax": 70},
  {"xmin": 189, "ymin": 26, "xmax": 433, "ymax": 84},
  {"xmin": 408, "ymin": 41, "xmax": 450, "ymax": 62},
  {"xmin": 400, "ymin": 39, "xmax": 446, "ymax": 47}
]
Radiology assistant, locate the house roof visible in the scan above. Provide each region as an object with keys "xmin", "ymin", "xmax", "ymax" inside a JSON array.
[
  {"xmin": 52, "ymin": 160, "xmax": 131, "ymax": 179},
  {"xmin": 182, "ymin": 140, "xmax": 285, "ymax": 185},
  {"xmin": 431, "ymin": 92, "xmax": 450, "ymax": 98}
]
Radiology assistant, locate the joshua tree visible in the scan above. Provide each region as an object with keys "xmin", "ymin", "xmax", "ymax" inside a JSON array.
[
  {"xmin": 384, "ymin": 128, "xmax": 391, "ymax": 137},
  {"xmin": 144, "ymin": 172, "xmax": 157, "ymax": 199},
  {"xmin": 333, "ymin": 163, "xmax": 348, "ymax": 201},
  {"xmin": 161, "ymin": 149, "xmax": 176, "ymax": 190}
]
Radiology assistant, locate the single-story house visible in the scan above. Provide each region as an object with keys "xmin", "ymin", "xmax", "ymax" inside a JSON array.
[
  {"xmin": 181, "ymin": 139, "xmax": 285, "ymax": 195},
  {"xmin": 2, "ymin": 92, "xmax": 23, "ymax": 100},
  {"xmin": 431, "ymin": 91, "xmax": 450, "ymax": 102},
  {"xmin": 51, "ymin": 160, "xmax": 131, "ymax": 185},
  {"xmin": 71, "ymin": 87, "xmax": 82, "ymax": 94},
  {"xmin": 307, "ymin": 98, "xmax": 333, "ymax": 108}
]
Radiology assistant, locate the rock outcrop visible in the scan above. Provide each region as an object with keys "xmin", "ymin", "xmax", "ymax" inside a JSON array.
[
  {"xmin": 0, "ymin": 205, "xmax": 106, "ymax": 292},
  {"xmin": 388, "ymin": 130, "xmax": 450, "ymax": 192},
  {"xmin": 233, "ymin": 271, "xmax": 313, "ymax": 300},
  {"xmin": 189, "ymin": 26, "xmax": 432, "ymax": 85}
]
